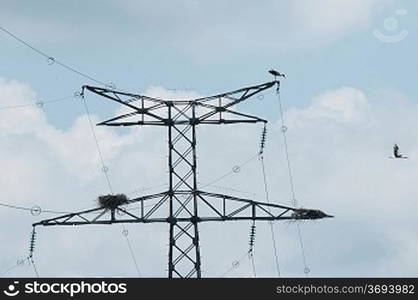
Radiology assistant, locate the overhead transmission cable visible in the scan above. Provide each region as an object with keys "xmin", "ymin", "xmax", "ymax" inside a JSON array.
[
  {"xmin": 204, "ymin": 184, "xmax": 264, "ymax": 199},
  {"xmin": 81, "ymin": 95, "xmax": 114, "ymax": 194},
  {"xmin": 0, "ymin": 183, "xmax": 167, "ymax": 216},
  {"xmin": 80, "ymin": 92, "xmax": 142, "ymax": 277},
  {"xmin": 0, "ymin": 25, "xmax": 108, "ymax": 87},
  {"xmin": 203, "ymin": 124, "xmax": 282, "ymax": 278},
  {"xmin": 258, "ymin": 123, "xmax": 282, "ymax": 277},
  {"xmin": 0, "ymin": 264, "xmax": 18, "ymax": 277},
  {"xmin": 0, "ymin": 95, "xmax": 74, "ymax": 111},
  {"xmin": 0, "ymin": 259, "xmax": 26, "ymax": 277},
  {"xmin": 205, "ymin": 119, "xmax": 283, "ymax": 278},
  {"xmin": 0, "ymin": 202, "xmax": 67, "ymax": 214},
  {"xmin": 276, "ymin": 81, "xmax": 310, "ymax": 277},
  {"xmin": 220, "ymin": 251, "xmax": 249, "ymax": 278},
  {"xmin": 200, "ymin": 153, "xmax": 259, "ymax": 188}
]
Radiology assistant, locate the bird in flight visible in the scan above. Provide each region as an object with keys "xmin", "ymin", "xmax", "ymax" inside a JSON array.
[{"xmin": 390, "ymin": 143, "xmax": 408, "ymax": 159}]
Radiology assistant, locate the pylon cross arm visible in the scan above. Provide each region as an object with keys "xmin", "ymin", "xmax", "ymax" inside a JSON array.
[
  {"xmin": 82, "ymin": 81, "xmax": 276, "ymax": 127},
  {"xmin": 33, "ymin": 190, "xmax": 332, "ymax": 227}
]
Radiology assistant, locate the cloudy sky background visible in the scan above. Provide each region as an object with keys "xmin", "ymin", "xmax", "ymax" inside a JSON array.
[{"xmin": 1, "ymin": 0, "xmax": 418, "ymax": 277}]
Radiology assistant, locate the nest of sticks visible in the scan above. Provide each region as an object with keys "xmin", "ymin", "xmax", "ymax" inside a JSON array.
[{"xmin": 97, "ymin": 194, "xmax": 129, "ymax": 209}]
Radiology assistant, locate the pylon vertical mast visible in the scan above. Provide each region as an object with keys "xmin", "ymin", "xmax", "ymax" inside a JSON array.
[
  {"xmin": 191, "ymin": 105, "xmax": 202, "ymax": 278},
  {"xmin": 167, "ymin": 103, "xmax": 202, "ymax": 277},
  {"xmin": 33, "ymin": 80, "xmax": 333, "ymax": 278}
]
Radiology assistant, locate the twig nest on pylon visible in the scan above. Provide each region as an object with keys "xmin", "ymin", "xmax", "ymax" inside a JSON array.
[{"xmin": 97, "ymin": 194, "xmax": 129, "ymax": 209}]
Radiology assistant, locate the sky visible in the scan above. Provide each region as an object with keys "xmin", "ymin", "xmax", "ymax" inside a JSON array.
[{"xmin": 0, "ymin": 0, "xmax": 418, "ymax": 277}]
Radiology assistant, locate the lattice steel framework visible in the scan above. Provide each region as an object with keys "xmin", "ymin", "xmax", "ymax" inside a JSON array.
[{"xmin": 33, "ymin": 80, "xmax": 332, "ymax": 278}]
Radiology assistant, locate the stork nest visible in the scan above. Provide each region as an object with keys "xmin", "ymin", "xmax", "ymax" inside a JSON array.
[
  {"xmin": 97, "ymin": 194, "xmax": 129, "ymax": 209},
  {"xmin": 292, "ymin": 209, "xmax": 328, "ymax": 220}
]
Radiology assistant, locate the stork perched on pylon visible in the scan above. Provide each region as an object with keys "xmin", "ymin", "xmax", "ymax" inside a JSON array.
[{"xmin": 269, "ymin": 69, "xmax": 286, "ymax": 80}]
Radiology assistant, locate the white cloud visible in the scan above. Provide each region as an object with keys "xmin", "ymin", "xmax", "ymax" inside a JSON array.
[
  {"xmin": 286, "ymin": 87, "xmax": 371, "ymax": 123},
  {"xmin": 0, "ymin": 79, "xmax": 45, "ymax": 134},
  {"xmin": 287, "ymin": 0, "xmax": 388, "ymax": 46},
  {"xmin": 270, "ymin": 85, "xmax": 418, "ymax": 276},
  {"xmin": 111, "ymin": 0, "xmax": 392, "ymax": 50},
  {"xmin": 39, "ymin": 115, "xmax": 136, "ymax": 181},
  {"xmin": 0, "ymin": 0, "xmax": 394, "ymax": 54},
  {"xmin": 1, "ymin": 79, "xmax": 417, "ymax": 277}
]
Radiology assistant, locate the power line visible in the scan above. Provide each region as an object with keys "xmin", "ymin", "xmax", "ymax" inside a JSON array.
[
  {"xmin": 201, "ymin": 184, "xmax": 264, "ymax": 199},
  {"xmin": 200, "ymin": 129, "xmax": 283, "ymax": 277},
  {"xmin": 260, "ymin": 155, "xmax": 282, "ymax": 277},
  {"xmin": 0, "ymin": 264, "xmax": 18, "ymax": 277},
  {"xmin": 249, "ymin": 251, "xmax": 257, "ymax": 278},
  {"xmin": 3, "ymin": 90, "xmax": 150, "ymax": 277},
  {"xmin": 200, "ymin": 153, "xmax": 259, "ymax": 188},
  {"xmin": 28, "ymin": 256, "xmax": 39, "ymax": 278},
  {"xmin": 0, "ymin": 95, "xmax": 74, "ymax": 111},
  {"xmin": 0, "ymin": 93, "xmax": 91, "ymax": 215},
  {"xmin": 125, "ymin": 183, "xmax": 168, "ymax": 196},
  {"xmin": 276, "ymin": 82, "xmax": 310, "ymax": 277},
  {"xmin": 0, "ymin": 183, "xmax": 167, "ymax": 215},
  {"xmin": 81, "ymin": 96, "xmax": 113, "ymax": 194},
  {"xmin": 121, "ymin": 224, "xmax": 142, "ymax": 277},
  {"xmin": 200, "ymin": 124, "xmax": 282, "ymax": 277},
  {"xmin": 277, "ymin": 90, "xmax": 297, "ymax": 206},
  {"xmin": 0, "ymin": 202, "xmax": 69, "ymax": 214},
  {"xmin": 0, "ymin": 259, "xmax": 25, "ymax": 277},
  {"xmin": 0, "ymin": 257, "xmax": 38, "ymax": 278},
  {"xmin": 296, "ymin": 223, "xmax": 309, "ymax": 275},
  {"xmin": 0, "ymin": 92, "xmax": 161, "ymax": 217},
  {"xmin": 220, "ymin": 251, "xmax": 249, "ymax": 277},
  {"xmin": 81, "ymin": 93, "xmax": 141, "ymax": 277},
  {"xmin": 258, "ymin": 122, "xmax": 282, "ymax": 277},
  {"xmin": 0, "ymin": 25, "xmax": 108, "ymax": 87}
]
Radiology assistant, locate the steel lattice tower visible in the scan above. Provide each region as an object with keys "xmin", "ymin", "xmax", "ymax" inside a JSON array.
[{"xmin": 33, "ymin": 80, "xmax": 332, "ymax": 278}]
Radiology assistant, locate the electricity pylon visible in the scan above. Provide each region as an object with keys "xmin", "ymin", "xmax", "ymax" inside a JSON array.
[{"xmin": 33, "ymin": 80, "xmax": 332, "ymax": 278}]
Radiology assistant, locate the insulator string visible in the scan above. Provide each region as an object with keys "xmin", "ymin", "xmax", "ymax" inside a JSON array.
[{"xmin": 28, "ymin": 226, "xmax": 39, "ymax": 277}]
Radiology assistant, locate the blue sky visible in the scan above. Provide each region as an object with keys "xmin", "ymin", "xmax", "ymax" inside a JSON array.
[
  {"xmin": 1, "ymin": 0, "xmax": 418, "ymax": 278},
  {"xmin": 1, "ymin": 0, "xmax": 416, "ymax": 125}
]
